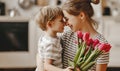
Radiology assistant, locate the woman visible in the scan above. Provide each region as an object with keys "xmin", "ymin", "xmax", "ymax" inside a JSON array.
[{"xmin": 62, "ymin": 0, "xmax": 109, "ymax": 71}]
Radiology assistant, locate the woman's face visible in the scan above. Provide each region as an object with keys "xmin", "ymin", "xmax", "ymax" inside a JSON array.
[{"xmin": 63, "ymin": 10, "xmax": 83, "ymax": 32}]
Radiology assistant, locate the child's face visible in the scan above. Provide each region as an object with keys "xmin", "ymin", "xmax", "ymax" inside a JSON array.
[{"xmin": 51, "ymin": 16, "xmax": 65, "ymax": 33}]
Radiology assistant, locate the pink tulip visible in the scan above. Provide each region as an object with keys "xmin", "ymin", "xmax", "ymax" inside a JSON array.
[
  {"xmin": 72, "ymin": 31, "xmax": 112, "ymax": 71},
  {"xmin": 77, "ymin": 31, "xmax": 83, "ymax": 39},
  {"xmin": 98, "ymin": 43, "xmax": 111, "ymax": 52},
  {"xmin": 84, "ymin": 46, "xmax": 89, "ymax": 55},
  {"xmin": 86, "ymin": 38, "xmax": 93, "ymax": 46},
  {"xmin": 94, "ymin": 43, "xmax": 101, "ymax": 49},
  {"xmin": 93, "ymin": 39, "xmax": 99, "ymax": 47},
  {"xmin": 83, "ymin": 32, "xmax": 90, "ymax": 42}
]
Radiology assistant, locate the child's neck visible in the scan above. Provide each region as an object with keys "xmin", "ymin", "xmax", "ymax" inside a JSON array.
[{"xmin": 45, "ymin": 30, "xmax": 57, "ymax": 38}]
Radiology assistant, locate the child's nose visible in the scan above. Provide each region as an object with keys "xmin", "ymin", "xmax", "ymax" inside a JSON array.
[{"xmin": 65, "ymin": 22, "xmax": 69, "ymax": 26}]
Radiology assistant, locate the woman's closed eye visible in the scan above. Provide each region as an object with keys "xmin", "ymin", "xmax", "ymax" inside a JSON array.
[
  {"xmin": 60, "ymin": 19, "xmax": 65, "ymax": 23},
  {"xmin": 60, "ymin": 17, "xmax": 68, "ymax": 23},
  {"xmin": 64, "ymin": 17, "xmax": 68, "ymax": 22}
]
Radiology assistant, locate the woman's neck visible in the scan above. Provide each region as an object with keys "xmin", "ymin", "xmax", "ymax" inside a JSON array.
[{"xmin": 80, "ymin": 21, "xmax": 98, "ymax": 38}]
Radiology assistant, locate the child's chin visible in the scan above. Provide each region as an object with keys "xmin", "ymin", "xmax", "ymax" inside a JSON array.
[{"xmin": 59, "ymin": 31, "xmax": 63, "ymax": 33}]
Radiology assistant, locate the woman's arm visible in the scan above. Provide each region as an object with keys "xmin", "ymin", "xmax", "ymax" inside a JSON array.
[
  {"xmin": 96, "ymin": 52, "xmax": 109, "ymax": 71},
  {"xmin": 44, "ymin": 59, "xmax": 74, "ymax": 71},
  {"xmin": 44, "ymin": 59, "xmax": 63, "ymax": 71},
  {"xmin": 36, "ymin": 53, "xmax": 61, "ymax": 71},
  {"xmin": 96, "ymin": 64, "xmax": 107, "ymax": 71},
  {"xmin": 44, "ymin": 62, "xmax": 73, "ymax": 71},
  {"xmin": 36, "ymin": 54, "xmax": 73, "ymax": 71}
]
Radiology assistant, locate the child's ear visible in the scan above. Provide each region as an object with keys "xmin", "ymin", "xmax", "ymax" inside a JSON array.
[{"xmin": 46, "ymin": 21, "xmax": 53, "ymax": 28}]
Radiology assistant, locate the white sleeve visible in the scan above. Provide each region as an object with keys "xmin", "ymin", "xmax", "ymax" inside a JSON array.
[{"xmin": 44, "ymin": 43, "xmax": 59, "ymax": 60}]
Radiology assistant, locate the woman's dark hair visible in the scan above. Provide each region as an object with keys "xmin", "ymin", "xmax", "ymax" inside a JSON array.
[{"xmin": 62, "ymin": 0, "xmax": 100, "ymax": 29}]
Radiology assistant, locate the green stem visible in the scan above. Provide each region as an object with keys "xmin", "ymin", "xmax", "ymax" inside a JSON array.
[
  {"xmin": 83, "ymin": 47, "xmax": 92, "ymax": 61},
  {"xmin": 73, "ymin": 45, "xmax": 82, "ymax": 64},
  {"xmin": 82, "ymin": 61, "xmax": 96, "ymax": 71},
  {"xmin": 80, "ymin": 48, "xmax": 97, "ymax": 68}
]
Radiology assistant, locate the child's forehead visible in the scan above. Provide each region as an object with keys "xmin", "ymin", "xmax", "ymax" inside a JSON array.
[{"xmin": 56, "ymin": 15, "xmax": 64, "ymax": 18}]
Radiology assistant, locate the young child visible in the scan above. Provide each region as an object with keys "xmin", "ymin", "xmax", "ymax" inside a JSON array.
[{"xmin": 35, "ymin": 6, "xmax": 71, "ymax": 71}]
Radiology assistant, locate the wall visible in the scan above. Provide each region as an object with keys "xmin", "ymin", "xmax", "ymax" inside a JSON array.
[
  {"xmin": 0, "ymin": 0, "xmax": 41, "ymax": 18},
  {"xmin": 0, "ymin": 0, "xmax": 102, "ymax": 18}
]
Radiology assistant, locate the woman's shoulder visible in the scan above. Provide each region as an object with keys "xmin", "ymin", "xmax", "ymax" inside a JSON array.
[
  {"xmin": 60, "ymin": 30, "xmax": 74, "ymax": 40},
  {"xmin": 62, "ymin": 26, "xmax": 73, "ymax": 36},
  {"xmin": 94, "ymin": 33, "xmax": 108, "ymax": 43},
  {"xmin": 64, "ymin": 30, "xmax": 73, "ymax": 35}
]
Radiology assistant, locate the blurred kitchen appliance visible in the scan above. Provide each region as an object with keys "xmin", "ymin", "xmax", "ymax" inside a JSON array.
[
  {"xmin": 0, "ymin": 21, "xmax": 28, "ymax": 51},
  {"xmin": 8, "ymin": 8, "xmax": 20, "ymax": 17},
  {"xmin": 35, "ymin": 0, "xmax": 49, "ymax": 6},
  {"xmin": 0, "ymin": 17, "xmax": 37, "ymax": 68},
  {"xmin": 103, "ymin": 7, "xmax": 111, "ymax": 16},
  {"xmin": 0, "ymin": 2, "xmax": 5, "ymax": 15},
  {"xmin": 18, "ymin": 0, "xmax": 33, "ymax": 9}
]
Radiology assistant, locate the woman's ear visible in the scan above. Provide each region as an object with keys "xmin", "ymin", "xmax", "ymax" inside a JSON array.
[{"xmin": 78, "ymin": 11, "xmax": 85, "ymax": 20}]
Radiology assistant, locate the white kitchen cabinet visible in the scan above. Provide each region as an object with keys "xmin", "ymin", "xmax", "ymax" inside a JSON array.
[
  {"xmin": 103, "ymin": 17, "xmax": 120, "ymax": 47},
  {"xmin": 103, "ymin": 16, "xmax": 120, "ymax": 67}
]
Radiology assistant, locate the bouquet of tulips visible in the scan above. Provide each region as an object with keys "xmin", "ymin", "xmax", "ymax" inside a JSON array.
[{"xmin": 68, "ymin": 31, "xmax": 111, "ymax": 71}]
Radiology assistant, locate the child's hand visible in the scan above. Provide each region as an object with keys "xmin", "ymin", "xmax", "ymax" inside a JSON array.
[
  {"xmin": 75, "ymin": 66, "xmax": 81, "ymax": 71},
  {"xmin": 63, "ymin": 67, "xmax": 74, "ymax": 71}
]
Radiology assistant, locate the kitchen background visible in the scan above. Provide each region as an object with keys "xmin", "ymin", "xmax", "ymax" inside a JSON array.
[{"xmin": 0, "ymin": 0, "xmax": 120, "ymax": 71}]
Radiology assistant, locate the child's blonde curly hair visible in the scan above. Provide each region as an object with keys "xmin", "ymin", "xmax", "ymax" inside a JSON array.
[{"xmin": 35, "ymin": 6, "xmax": 64, "ymax": 31}]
